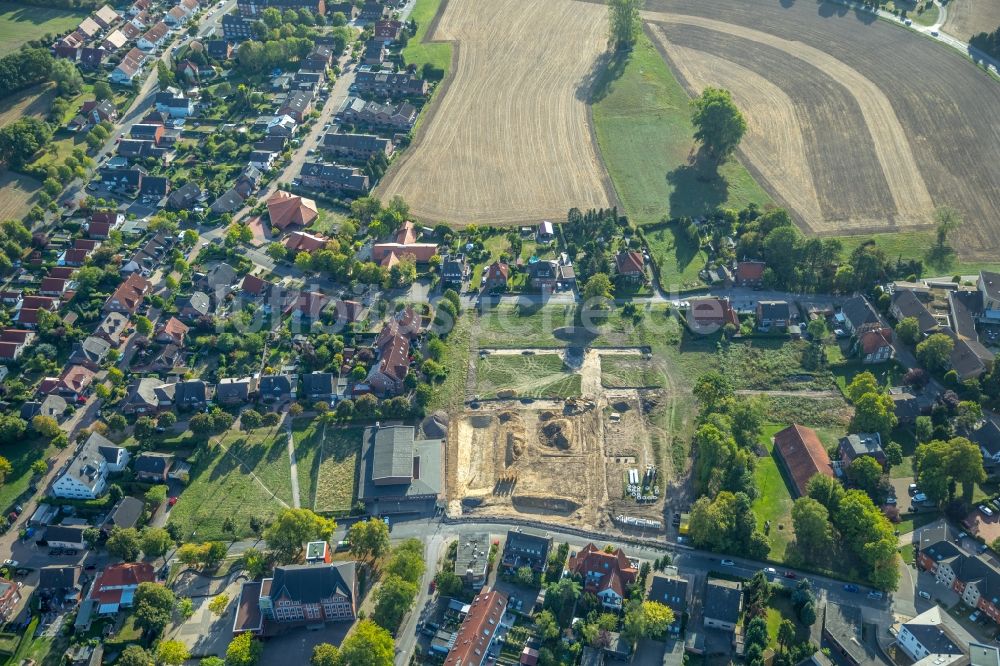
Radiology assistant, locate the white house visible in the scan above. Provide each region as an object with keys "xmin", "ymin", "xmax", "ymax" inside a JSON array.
[
  {"xmin": 137, "ymin": 21, "xmax": 168, "ymax": 50},
  {"xmin": 154, "ymin": 88, "xmax": 194, "ymax": 118},
  {"xmin": 45, "ymin": 525, "xmax": 88, "ymax": 550},
  {"xmin": 51, "ymin": 433, "xmax": 129, "ymax": 500},
  {"xmin": 897, "ymin": 606, "xmax": 972, "ymax": 663}
]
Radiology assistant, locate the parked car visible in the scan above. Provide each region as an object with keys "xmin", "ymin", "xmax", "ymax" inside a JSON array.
[
  {"xmin": 971, "ymin": 610, "xmax": 982, "ymax": 622},
  {"xmin": 763, "ymin": 567, "xmax": 777, "ymax": 575},
  {"xmin": 720, "ymin": 559, "xmax": 735, "ymax": 566},
  {"xmin": 783, "ymin": 571, "xmax": 797, "ymax": 579},
  {"xmin": 913, "ymin": 493, "xmax": 928, "ymax": 503},
  {"xmin": 979, "ymin": 505, "xmax": 994, "ymax": 517},
  {"xmin": 843, "ymin": 584, "xmax": 860, "ymax": 593},
  {"xmin": 867, "ymin": 590, "xmax": 884, "ymax": 600},
  {"xmin": 918, "ymin": 590, "xmax": 931, "ymax": 599}
]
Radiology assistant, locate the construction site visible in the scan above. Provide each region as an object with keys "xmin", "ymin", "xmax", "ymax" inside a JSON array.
[{"xmin": 445, "ymin": 348, "xmax": 674, "ymax": 533}]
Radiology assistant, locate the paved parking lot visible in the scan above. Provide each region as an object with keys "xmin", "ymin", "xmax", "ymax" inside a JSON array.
[{"xmin": 260, "ymin": 622, "xmax": 351, "ymax": 665}]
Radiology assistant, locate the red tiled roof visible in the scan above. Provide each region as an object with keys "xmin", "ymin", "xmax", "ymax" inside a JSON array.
[
  {"xmin": 773, "ymin": 424, "xmax": 833, "ymax": 497},
  {"xmin": 241, "ymin": 274, "xmax": 270, "ymax": 296},
  {"xmin": 485, "ymin": 261, "xmax": 509, "ymax": 283},
  {"xmin": 48, "ymin": 267, "xmax": 76, "ymax": 279},
  {"xmin": 282, "ymin": 231, "xmax": 328, "ymax": 253},
  {"xmin": 266, "ymin": 191, "xmax": 318, "ymax": 230},
  {"xmin": 567, "ymin": 543, "xmax": 638, "ymax": 599},
  {"xmin": 157, "ymin": 316, "xmax": 189, "ymax": 343},
  {"xmin": 74, "ymin": 239, "xmax": 99, "ymax": 251},
  {"xmin": 22, "ymin": 296, "xmax": 58, "ymax": 310},
  {"xmin": 615, "ymin": 251, "xmax": 644, "ymax": 275},
  {"xmin": 106, "ymin": 273, "xmax": 151, "ymax": 313},
  {"xmin": 40, "ymin": 278, "xmax": 68, "ymax": 293},
  {"xmin": 445, "ymin": 590, "xmax": 508, "ymax": 666},
  {"xmin": 861, "ymin": 327, "xmax": 893, "ymax": 355},
  {"xmin": 736, "ymin": 261, "xmax": 766, "ymax": 282},
  {"xmin": 91, "ymin": 562, "xmax": 155, "ymax": 602},
  {"xmin": 60, "ymin": 365, "xmax": 96, "ymax": 392}
]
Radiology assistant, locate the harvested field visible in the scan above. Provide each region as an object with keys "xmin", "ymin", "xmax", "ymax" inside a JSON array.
[
  {"xmin": 313, "ymin": 426, "xmax": 363, "ymax": 514},
  {"xmin": 377, "ymin": 0, "xmax": 613, "ymax": 226},
  {"xmin": 630, "ymin": 0, "xmax": 1000, "ymax": 257},
  {"xmin": 0, "ymin": 84, "xmax": 54, "ymax": 126},
  {"xmin": 474, "ymin": 353, "xmax": 581, "ymax": 400},
  {"xmin": 942, "ymin": 0, "xmax": 1000, "ymax": 41},
  {"xmin": 0, "ymin": 170, "xmax": 40, "ymax": 220}
]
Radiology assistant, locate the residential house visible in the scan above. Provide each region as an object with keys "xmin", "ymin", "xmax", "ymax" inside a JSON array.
[
  {"xmin": 455, "ymin": 533, "xmax": 490, "ymax": 590},
  {"xmin": 734, "ymin": 260, "xmax": 766, "ymax": 287},
  {"xmin": 235, "ymin": 0, "xmax": 326, "ymax": 17},
  {"xmin": 40, "ymin": 277, "xmax": 70, "ymax": 297},
  {"xmin": 282, "ymin": 290, "xmax": 329, "ymax": 321},
  {"xmin": 133, "ymin": 453, "xmax": 173, "ymax": 482},
  {"xmin": 979, "ymin": 271, "xmax": 1000, "ymax": 323},
  {"xmin": 278, "ymin": 90, "xmax": 313, "ymax": 123},
  {"xmin": 164, "ymin": 5, "xmax": 189, "ymax": 25},
  {"xmin": 117, "ymin": 139, "xmax": 166, "ymax": 162},
  {"xmin": 501, "ymin": 530, "xmax": 551, "ymax": 574},
  {"xmin": 440, "ymin": 254, "xmax": 467, "ymax": 285},
  {"xmin": 78, "ymin": 47, "xmax": 107, "ymax": 70},
  {"xmin": 858, "ymin": 327, "xmax": 894, "ymax": 364},
  {"xmin": 918, "ymin": 534, "xmax": 1000, "ymax": 627},
  {"xmin": 648, "ymin": 574, "xmax": 688, "ymax": 634},
  {"xmin": 615, "ymin": 251, "xmax": 645, "ymax": 284},
  {"xmin": 20, "ymin": 395, "xmax": 67, "ymax": 421},
  {"xmin": 259, "ymin": 374, "xmax": 295, "ymax": 402},
  {"xmin": 336, "ymin": 97, "xmax": 417, "ymax": 131},
  {"xmin": 371, "ymin": 221, "xmax": 438, "ymax": 267},
  {"xmin": 267, "ymin": 114, "xmax": 297, "ymax": 137},
  {"xmin": 359, "ymin": 0, "xmax": 387, "ymax": 22},
  {"xmin": 301, "ymin": 372, "xmax": 336, "ymax": 403},
  {"xmin": 122, "ymin": 378, "xmax": 175, "ymax": 415},
  {"xmin": 373, "ymin": 18, "xmax": 402, "ymax": 42},
  {"xmin": 222, "ymin": 13, "xmax": 255, "ymax": 40},
  {"xmin": 266, "ymin": 190, "xmax": 318, "ymax": 230},
  {"xmin": 37, "ymin": 566, "xmax": 82, "ymax": 601},
  {"xmin": 210, "ymin": 188, "xmax": 246, "ymax": 215},
  {"xmin": 322, "ymin": 132, "xmax": 393, "ymax": 162},
  {"xmin": 101, "ymin": 29, "xmax": 128, "ymax": 51},
  {"xmin": 352, "ymin": 69, "xmax": 428, "ymax": 98},
  {"xmin": 45, "ymin": 525, "xmax": 87, "ymax": 550},
  {"xmin": 137, "ymin": 21, "xmax": 169, "ymax": 50},
  {"xmin": 483, "ymin": 261, "xmax": 509, "ymax": 292},
  {"xmin": 100, "ymin": 166, "xmax": 145, "ymax": 194},
  {"xmin": 89, "ymin": 563, "xmax": 156, "ymax": 614},
  {"xmin": 968, "ymin": 421, "xmax": 1000, "ymax": 470},
  {"xmin": 822, "ymin": 602, "xmax": 879, "ymax": 666},
  {"xmin": 233, "ymin": 562, "xmax": 356, "ymax": 634},
  {"xmin": 890, "ymin": 289, "xmax": 939, "ymax": 336},
  {"xmin": 75, "ymin": 99, "xmax": 119, "ymax": 129},
  {"xmin": 330, "ymin": 299, "xmax": 364, "ymax": 327},
  {"xmin": 42, "ymin": 365, "xmax": 96, "ymax": 401},
  {"xmin": 155, "ymin": 317, "xmax": 189, "ymax": 346},
  {"xmin": 175, "ymin": 380, "xmax": 208, "ymax": 410},
  {"xmin": 357, "ymin": 424, "xmax": 442, "ymax": 515},
  {"xmin": 52, "ymin": 433, "xmax": 129, "ymax": 499},
  {"xmin": 772, "ymin": 424, "xmax": 833, "ymax": 497},
  {"xmin": 129, "ymin": 123, "xmax": 165, "ymax": 144},
  {"xmin": 687, "ymin": 297, "xmax": 740, "ymax": 332},
  {"xmin": 103, "ymin": 496, "xmax": 145, "ymax": 532},
  {"xmin": 206, "ymin": 39, "xmax": 233, "ymax": 60},
  {"xmin": 68, "ymin": 336, "xmax": 112, "ymax": 370},
  {"xmin": 363, "ymin": 38, "xmax": 386, "ymax": 65},
  {"xmin": 154, "ymin": 88, "xmax": 194, "ymax": 118},
  {"xmin": 367, "ymin": 307, "xmax": 420, "ymax": 395},
  {"xmin": 444, "ymin": 589, "xmax": 509, "ymax": 666},
  {"xmin": 248, "ymin": 150, "xmax": 277, "ymax": 171},
  {"xmin": 840, "ymin": 295, "xmax": 882, "ymax": 337},
  {"xmin": 89, "ymin": 211, "xmax": 124, "ymax": 238},
  {"xmin": 201, "ymin": 262, "xmax": 238, "ymax": 299},
  {"xmin": 756, "ymin": 300, "xmax": 798, "ymax": 331},
  {"xmin": 166, "ymin": 182, "xmax": 202, "ymax": 210},
  {"xmin": 240, "ymin": 274, "xmax": 272, "ymax": 299},
  {"xmin": 103, "ymin": 273, "xmax": 151, "ymax": 315},
  {"xmin": 112, "ymin": 48, "xmax": 146, "ymax": 83},
  {"xmin": 177, "ymin": 292, "xmax": 211, "ymax": 320},
  {"xmin": 567, "ymin": 543, "xmax": 639, "ymax": 609},
  {"xmin": 77, "ymin": 16, "xmax": 101, "ymax": 37},
  {"xmin": 896, "ymin": 606, "xmax": 973, "ymax": 663},
  {"xmin": 60, "ymin": 248, "xmax": 89, "ymax": 267},
  {"xmin": 528, "ymin": 260, "xmax": 558, "ymax": 291},
  {"xmin": 299, "ymin": 162, "xmax": 370, "ymax": 195},
  {"xmin": 283, "ymin": 231, "xmax": 329, "ymax": 253},
  {"xmin": 0, "ymin": 329, "xmax": 35, "ymax": 363},
  {"xmin": 703, "ymin": 579, "xmax": 742, "ymax": 631},
  {"xmin": 139, "ymin": 176, "xmax": 169, "ymax": 201},
  {"xmin": 216, "ymin": 376, "xmax": 256, "ymax": 404},
  {"xmin": 236, "ymin": 165, "xmax": 263, "ymax": 196},
  {"xmin": 950, "ymin": 334, "xmax": 994, "ymax": 381},
  {"xmin": 839, "ymin": 432, "xmax": 886, "ymax": 468}
]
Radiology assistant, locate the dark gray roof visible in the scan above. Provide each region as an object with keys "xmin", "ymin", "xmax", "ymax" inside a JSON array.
[
  {"xmin": 167, "ymin": 182, "xmax": 201, "ymax": 210},
  {"xmin": 982, "ymin": 271, "xmax": 1000, "ymax": 302},
  {"xmin": 300, "ymin": 162, "xmax": 369, "ymax": 190},
  {"xmin": 216, "ymin": 377, "xmax": 252, "ymax": 401},
  {"xmin": 134, "ymin": 452, "xmax": 173, "ymax": 475},
  {"xmin": 372, "ymin": 425, "xmax": 415, "ymax": 482},
  {"xmin": 839, "ymin": 433, "xmax": 883, "ymax": 459},
  {"xmin": 969, "ymin": 421, "xmax": 1000, "ymax": 457},
  {"xmin": 824, "ymin": 602, "xmax": 878, "ymax": 666},
  {"xmin": 901, "ymin": 607, "xmax": 971, "ymax": 657},
  {"xmin": 179, "ymin": 291, "xmax": 210, "ymax": 317},
  {"xmin": 358, "ymin": 426, "xmax": 442, "ymax": 506},
  {"xmin": 139, "ymin": 175, "xmax": 169, "ymax": 196},
  {"xmin": 302, "ymin": 372, "xmax": 334, "ymax": 398},
  {"xmin": 205, "ymin": 263, "xmax": 236, "ymax": 289},
  {"xmin": 210, "ymin": 188, "xmax": 245, "ymax": 214},
  {"xmin": 38, "ymin": 565, "xmax": 80, "ymax": 591},
  {"xmin": 648, "ymin": 575, "xmax": 688, "ymax": 617},
  {"xmin": 323, "ymin": 132, "xmax": 390, "ymax": 152},
  {"xmin": 267, "ymin": 562, "xmax": 355, "ymax": 605},
  {"xmin": 971, "ymin": 643, "xmax": 1000, "ymax": 666},
  {"xmin": 174, "ymin": 380, "xmax": 207, "ymax": 405},
  {"xmin": 891, "ymin": 289, "xmax": 938, "ymax": 332},
  {"xmin": 45, "ymin": 525, "xmax": 87, "ymax": 543},
  {"xmin": 841, "ymin": 296, "xmax": 880, "ymax": 331},
  {"xmin": 106, "ymin": 496, "xmax": 145, "ymax": 530},
  {"xmin": 504, "ymin": 530, "xmax": 551, "ymax": 558},
  {"xmin": 757, "ymin": 300, "xmax": 792, "ymax": 321},
  {"xmin": 259, "ymin": 374, "xmax": 293, "ymax": 397},
  {"xmin": 950, "ymin": 289, "xmax": 983, "ymax": 340},
  {"xmin": 703, "ymin": 579, "xmax": 742, "ymax": 625},
  {"xmin": 69, "ymin": 336, "xmax": 111, "ymax": 365}
]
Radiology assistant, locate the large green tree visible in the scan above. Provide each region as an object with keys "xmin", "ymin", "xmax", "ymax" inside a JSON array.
[
  {"xmin": 914, "ymin": 437, "xmax": 986, "ymax": 503},
  {"xmin": 607, "ymin": 0, "xmax": 640, "ymax": 50},
  {"xmin": 917, "ymin": 333, "xmax": 954, "ymax": 374},
  {"xmin": 339, "ymin": 620, "xmax": 394, "ymax": 666},
  {"xmin": 373, "ymin": 574, "xmax": 418, "ymax": 631},
  {"xmin": 264, "ymin": 508, "xmax": 336, "ymax": 561},
  {"xmin": 347, "ymin": 518, "xmax": 390, "ymax": 561},
  {"xmin": 690, "ymin": 87, "xmax": 747, "ymax": 162},
  {"xmin": 791, "ymin": 496, "xmax": 833, "ymax": 560}
]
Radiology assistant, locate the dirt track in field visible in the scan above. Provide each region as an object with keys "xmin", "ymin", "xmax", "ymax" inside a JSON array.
[
  {"xmin": 942, "ymin": 0, "xmax": 1000, "ymax": 41},
  {"xmin": 377, "ymin": 0, "xmax": 614, "ymax": 227}
]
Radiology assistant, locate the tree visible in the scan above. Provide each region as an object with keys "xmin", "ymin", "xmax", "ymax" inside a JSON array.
[
  {"xmin": 799, "ymin": 600, "xmax": 817, "ymax": 626},
  {"xmin": 347, "ymin": 518, "xmax": 389, "ymax": 561},
  {"xmin": 807, "ymin": 317, "xmax": 827, "ymax": 341},
  {"xmin": 31, "ymin": 414, "xmax": 61, "ymax": 438},
  {"xmin": 339, "ymin": 620, "xmax": 393, "ymax": 666},
  {"xmin": 607, "ymin": 0, "xmax": 640, "ymax": 49},
  {"xmin": 264, "ymin": 508, "xmax": 336, "ymax": 561},
  {"xmin": 30, "ymin": 459, "xmax": 48, "ymax": 477},
  {"xmin": 791, "ymin": 497, "xmax": 833, "ymax": 559},
  {"xmin": 202, "ymin": 659, "xmax": 225, "ymax": 666},
  {"xmin": 135, "ymin": 315, "xmax": 153, "ymax": 337},
  {"xmin": 384, "ymin": 539, "xmax": 425, "ymax": 583},
  {"xmin": 515, "ymin": 566, "xmax": 535, "ymax": 587},
  {"xmin": 107, "ymin": 527, "xmax": 142, "ymax": 561},
  {"xmin": 777, "ymin": 619, "xmax": 795, "ymax": 652},
  {"xmin": 582, "ymin": 272, "xmax": 613, "ymax": 303},
  {"xmin": 225, "ymin": 632, "xmax": 262, "ymax": 666},
  {"xmin": 806, "ymin": 473, "xmax": 845, "ymax": 514},
  {"xmin": 209, "ymin": 593, "xmax": 231, "ymax": 616},
  {"xmin": 693, "ymin": 371, "xmax": 734, "ymax": 411},
  {"xmin": 848, "ymin": 455, "xmax": 885, "ymax": 500},
  {"xmin": 118, "ymin": 645, "xmax": 153, "ymax": 666},
  {"xmin": 917, "ymin": 333, "xmax": 955, "ymax": 374},
  {"xmin": 885, "ymin": 441, "xmax": 904, "ymax": 467},
  {"xmin": 916, "ymin": 416, "xmax": 934, "ymax": 444},
  {"xmin": 311, "ymin": 644, "xmax": 341, "ymax": 666},
  {"xmin": 0, "ymin": 456, "xmax": 11, "ymax": 484},
  {"xmin": 535, "ymin": 609, "xmax": 560, "ymax": 642},
  {"xmin": 94, "ymin": 80, "xmax": 113, "ymax": 100},
  {"xmin": 896, "ymin": 317, "xmax": 921, "ymax": 346},
  {"xmin": 926, "ymin": 206, "xmax": 962, "ymax": 271},
  {"xmin": 691, "ymin": 87, "xmax": 747, "ymax": 162},
  {"xmin": 846, "ymin": 371, "xmax": 880, "ymax": 403},
  {"xmin": 851, "ymin": 391, "xmax": 897, "ymax": 440},
  {"xmin": 0, "ymin": 414, "xmax": 27, "ymax": 444},
  {"xmin": 623, "ymin": 600, "xmax": 675, "ymax": 644},
  {"xmin": 156, "ymin": 640, "xmax": 191, "ymax": 666},
  {"xmin": 434, "ymin": 570, "xmax": 464, "ymax": 598},
  {"xmin": 133, "ymin": 582, "xmax": 176, "ymax": 638},
  {"xmin": 914, "ymin": 437, "xmax": 986, "ymax": 503},
  {"xmin": 145, "ymin": 484, "xmax": 168, "ymax": 507},
  {"xmin": 141, "ymin": 527, "xmax": 172, "ymax": 558}
]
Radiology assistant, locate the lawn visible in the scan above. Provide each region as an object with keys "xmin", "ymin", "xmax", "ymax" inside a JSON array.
[
  {"xmin": 830, "ymin": 358, "xmax": 906, "ymax": 394},
  {"xmin": 0, "ymin": 437, "xmax": 54, "ymax": 511},
  {"xmin": 475, "ymin": 353, "xmax": 581, "ymax": 399},
  {"xmin": 834, "ymin": 231, "xmax": 1000, "ymax": 277},
  {"xmin": 311, "ymin": 202, "xmax": 348, "ymax": 236},
  {"xmin": 0, "ymin": 2, "xmax": 87, "ymax": 57},
  {"xmin": 913, "ymin": 3, "xmax": 940, "ymax": 26},
  {"xmin": 753, "ymin": 426, "xmax": 797, "ymax": 562},
  {"xmin": 600, "ymin": 356, "xmax": 663, "ymax": 388},
  {"xmin": 5, "ymin": 618, "xmax": 66, "ymax": 666},
  {"xmin": 401, "ymin": 0, "xmax": 451, "ymax": 78},
  {"xmin": 590, "ymin": 31, "xmax": 770, "ymax": 241},
  {"xmin": 719, "ymin": 339, "xmax": 836, "ymax": 391},
  {"xmin": 642, "ymin": 222, "xmax": 708, "ymax": 291},
  {"xmin": 168, "ymin": 427, "xmax": 292, "ymax": 541},
  {"xmin": 313, "ymin": 425, "xmax": 364, "ymax": 514},
  {"xmin": 475, "ymin": 304, "xmax": 575, "ymax": 348},
  {"xmin": 427, "ymin": 311, "xmax": 473, "ymax": 412}
]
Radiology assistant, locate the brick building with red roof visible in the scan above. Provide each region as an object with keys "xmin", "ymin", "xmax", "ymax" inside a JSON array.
[
  {"xmin": 567, "ymin": 543, "xmax": 639, "ymax": 609},
  {"xmin": 772, "ymin": 424, "xmax": 834, "ymax": 497}
]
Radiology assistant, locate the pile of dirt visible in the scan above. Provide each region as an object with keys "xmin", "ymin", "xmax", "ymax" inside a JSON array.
[
  {"xmin": 470, "ymin": 415, "xmax": 493, "ymax": 428},
  {"xmin": 539, "ymin": 410, "xmax": 556, "ymax": 422},
  {"xmin": 565, "ymin": 397, "xmax": 595, "ymax": 415},
  {"xmin": 506, "ymin": 432, "xmax": 526, "ymax": 465},
  {"xmin": 541, "ymin": 418, "xmax": 573, "ymax": 450},
  {"xmin": 421, "ymin": 411, "xmax": 450, "ymax": 439},
  {"xmin": 498, "ymin": 411, "xmax": 516, "ymax": 423}
]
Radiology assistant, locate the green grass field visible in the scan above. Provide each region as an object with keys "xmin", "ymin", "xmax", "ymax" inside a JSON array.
[
  {"xmin": 0, "ymin": 437, "xmax": 54, "ymax": 511},
  {"xmin": 168, "ymin": 428, "xmax": 292, "ymax": 541},
  {"xmin": 427, "ymin": 311, "xmax": 472, "ymax": 412},
  {"xmin": 401, "ymin": 0, "xmax": 451, "ymax": 76},
  {"xmin": 642, "ymin": 223, "xmax": 707, "ymax": 290},
  {"xmin": 0, "ymin": 3, "xmax": 86, "ymax": 57},
  {"xmin": 600, "ymin": 356, "xmax": 663, "ymax": 388},
  {"xmin": 834, "ymin": 230, "xmax": 1000, "ymax": 276},
  {"xmin": 313, "ymin": 426, "xmax": 363, "ymax": 514},
  {"xmin": 591, "ymin": 33, "xmax": 771, "ymax": 231},
  {"xmin": 720, "ymin": 339, "xmax": 835, "ymax": 391},
  {"xmin": 475, "ymin": 353, "xmax": 581, "ymax": 399},
  {"xmin": 753, "ymin": 425, "xmax": 797, "ymax": 562}
]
